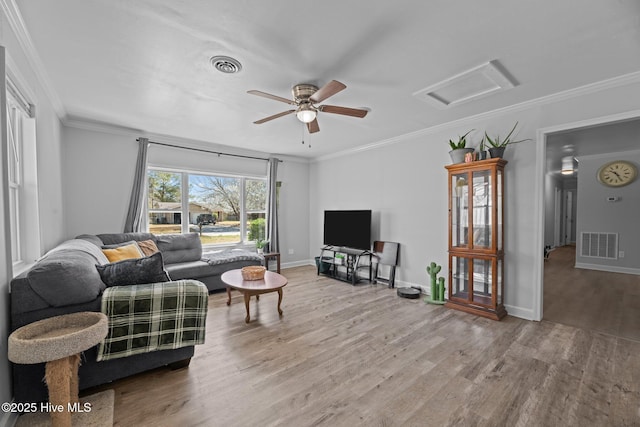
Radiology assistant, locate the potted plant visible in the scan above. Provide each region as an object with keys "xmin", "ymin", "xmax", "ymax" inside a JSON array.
[
  {"xmin": 256, "ymin": 239, "xmax": 269, "ymax": 254},
  {"xmin": 476, "ymin": 135, "xmax": 488, "ymax": 160},
  {"xmin": 484, "ymin": 122, "xmax": 531, "ymax": 158},
  {"xmin": 448, "ymin": 129, "xmax": 475, "ymax": 164}
]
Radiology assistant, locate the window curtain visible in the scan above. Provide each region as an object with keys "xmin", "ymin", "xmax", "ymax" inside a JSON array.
[
  {"xmin": 124, "ymin": 138, "xmax": 149, "ymax": 232},
  {"xmin": 266, "ymin": 157, "xmax": 280, "ymax": 253}
]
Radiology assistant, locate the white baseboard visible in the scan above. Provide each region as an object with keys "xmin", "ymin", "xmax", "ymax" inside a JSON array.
[
  {"xmin": 575, "ymin": 262, "xmax": 640, "ymax": 276},
  {"xmin": 281, "ymin": 259, "xmax": 315, "ymax": 269},
  {"xmin": 504, "ymin": 304, "xmax": 536, "ymax": 321},
  {"xmin": 395, "ymin": 280, "xmax": 429, "ymax": 295}
]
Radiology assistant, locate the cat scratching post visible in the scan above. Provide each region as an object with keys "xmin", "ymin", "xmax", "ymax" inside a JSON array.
[{"xmin": 8, "ymin": 312, "xmax": 108, "ymax": 427}]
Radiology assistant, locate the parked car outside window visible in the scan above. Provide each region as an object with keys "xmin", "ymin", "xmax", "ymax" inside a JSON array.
[{"xmin": 196, "ymin": 214, "xmax": 216, "ymax": 225}]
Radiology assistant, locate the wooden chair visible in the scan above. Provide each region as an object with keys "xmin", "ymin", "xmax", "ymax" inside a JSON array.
[{"xmin": 372, "ymin": 241, "xmax": 400, "ymax": 288}]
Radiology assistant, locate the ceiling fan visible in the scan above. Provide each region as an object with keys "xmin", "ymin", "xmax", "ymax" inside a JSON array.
[{"xmin": 247, "ymin": 80, "xmax": 368, "ymax": 133}]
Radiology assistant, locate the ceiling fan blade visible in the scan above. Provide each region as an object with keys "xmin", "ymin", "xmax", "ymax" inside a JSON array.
[
  {"xmin": 253, "ymin": 110, "xmax": 296, "ymax": 124},
  {"xmin": 247, "ymin": 90, "xmax": 297, "ymax": 105},
  {"xmin": 309, "ymin": 80, "xmax": 346, "ymax": 104},
  {"xmin": 307, "ymin": 118, "xmax": 320, "ymax": 133},
  {"xmin": 320, "ymin": 105, "xmax": 368, "ymax": 118}
]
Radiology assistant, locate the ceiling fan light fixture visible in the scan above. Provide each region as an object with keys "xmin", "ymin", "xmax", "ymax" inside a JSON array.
[
  {"xmin": 296, "ymin": 104, "xmax": 317, "ymax": 123},
  {"xmin": 561, "ymin": 156, "xmax": 575, "ymax": 175}
]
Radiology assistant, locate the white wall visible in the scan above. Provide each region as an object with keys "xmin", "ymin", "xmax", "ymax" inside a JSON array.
[
  {"xmin": 0, "ymin": 16, "xmax": 66, "ymax": 423},
  {"xmin": 311, "ymin": 77, "xmax": 640, "ymax": 320},
  {"xmin": 61, "ymin": 125, "xmax": 311, "ymax": 265},
  {"xmin": 543, "ymin": 172, "xmax": 562, "ymax": 247},
  {"xmin": 62, "ymin": 126, "xmax": 138, "ymax": 235},
  {"xmin": 575, "ymin": 150, "xmax": 640, "ymax": 273},
  {"xmin": 276, "ymin": 159, "xmax": 310, "ymax": 266}
]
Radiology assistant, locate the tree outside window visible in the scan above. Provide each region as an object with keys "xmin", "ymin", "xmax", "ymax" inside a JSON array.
[
  {"xmin": 147, "ymin": 171, "xmax": 182, "ymax": 234},
  {"xmin": 147, "ymin": 168, "xmax": 266, "ymax": 246}
]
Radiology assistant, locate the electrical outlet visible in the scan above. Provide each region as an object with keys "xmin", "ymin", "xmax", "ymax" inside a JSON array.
[
  {"xmin": 288, "ymin": 249, "xmax": 294, "ymax": 255},
  {"xmin": 619, "ymin": 251, "xmax": 625, "ymax": 258}
]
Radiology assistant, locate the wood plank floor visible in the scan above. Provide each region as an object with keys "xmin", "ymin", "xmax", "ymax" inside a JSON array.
[
  {"xmin": 544, "ymin": 245, "xmax": 640, "ymax": 342},
  {"xmin": 85, "ymin": 266, "xmax": 640, "ymax": 426}
]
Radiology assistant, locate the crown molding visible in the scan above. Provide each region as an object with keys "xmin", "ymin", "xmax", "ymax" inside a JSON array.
[
  {"xmin": 62, "ymin": 115, "xmax": 142, "ymax": 136},
  {"xmin": 314, "ymin": 70, "xmax": 640, "ymax": 162},
  {"xmin": 0, "ymin": 0, "xmax": 66, "ymax": 118},
  {"xmin": 63, "ymin": 115, "xmax": 309, "ymax": 164},
  {"xmin": 577, "ymin": 149, "xmax": 640, "ymax": 162}
]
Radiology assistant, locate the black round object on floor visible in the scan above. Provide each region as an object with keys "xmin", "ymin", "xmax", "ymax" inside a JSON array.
[{"xmin": 397, "ymin": 287, "xmax": 420, "ymax": 299}]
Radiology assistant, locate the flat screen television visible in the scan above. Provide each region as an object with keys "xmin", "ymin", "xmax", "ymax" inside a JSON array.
[{"xmin": 323, "ymin": 210, "xmax": 372, "ymax": 250}]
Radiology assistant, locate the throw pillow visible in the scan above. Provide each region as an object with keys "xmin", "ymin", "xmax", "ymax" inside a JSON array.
[
  {"xmin": 137, "ymin": 239, "xmax": 160, "ymax": 257},
  {"xmin": 102, "ymin": 240, "xmax": 141, "ymax": 249},
  {"xmin": 96, "ymin": 252, "xmax": 171, "ymax": 287},
  {"xmin": 101, "ymin": 242, "xmax": 144, "ymax": 263}
]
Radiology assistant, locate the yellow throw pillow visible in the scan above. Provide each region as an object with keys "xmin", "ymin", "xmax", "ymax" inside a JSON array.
[{"xmin": 102, "ymin": 243, "xmax": 144, "ymax": 263}]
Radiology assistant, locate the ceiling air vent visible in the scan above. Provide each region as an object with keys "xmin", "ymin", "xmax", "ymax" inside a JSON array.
[{"xmin": 210, "ymin": 56, "xmax": 242, "ymax": 74}]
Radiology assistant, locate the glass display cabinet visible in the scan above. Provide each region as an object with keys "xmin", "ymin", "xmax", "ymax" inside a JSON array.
[{"xmin": 445, "ymin": 158, "xmax": 507, "ymax": 320}]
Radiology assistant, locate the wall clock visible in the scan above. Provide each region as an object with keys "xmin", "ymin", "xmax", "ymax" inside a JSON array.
[{"xmin": 597, "ymin": 160, "xmax": 638, "ymax": 187}]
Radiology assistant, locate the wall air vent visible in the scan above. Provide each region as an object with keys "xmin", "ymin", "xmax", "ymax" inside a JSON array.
[
  {"xmin": 413, "ymin": 60, "xmax": 516, "ymax": 109},
  {"xmin": 580, "ymin": 232, "xmax": 618, "ymax": 259}
]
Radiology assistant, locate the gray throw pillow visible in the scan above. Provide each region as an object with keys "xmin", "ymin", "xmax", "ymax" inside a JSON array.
[{"xmin": 96, "ymin": 252, "xmax": 171, "ymax": 287}]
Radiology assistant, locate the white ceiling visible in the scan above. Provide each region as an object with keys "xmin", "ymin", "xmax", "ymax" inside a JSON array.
[
  {"xmin": 546, "ymin": 117, "xmax": 640, "ymax": 177},
  {"xmin": 14, "ymin": 1, "xmax": 640, "ymax": 159}
]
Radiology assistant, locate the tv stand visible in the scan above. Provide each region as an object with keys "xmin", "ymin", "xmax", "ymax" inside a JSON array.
[{"xmin": 317, "ymin": 245, "xmax": 372, "ymax": 285}]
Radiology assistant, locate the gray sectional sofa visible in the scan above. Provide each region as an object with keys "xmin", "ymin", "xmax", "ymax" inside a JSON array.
[{"xmin": 10, "ymin": 231, "xmax": 263, "ymax": 403}]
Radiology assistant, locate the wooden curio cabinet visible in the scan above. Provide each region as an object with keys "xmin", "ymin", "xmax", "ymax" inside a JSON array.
[{"xmin": 445, "ymin": 158, "xmax": 507, "ymax": 320}]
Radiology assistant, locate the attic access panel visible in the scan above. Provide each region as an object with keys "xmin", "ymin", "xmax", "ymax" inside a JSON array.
[{"xmin": 413, "ymin": 61, "xmax": 516, "ymax": 109}]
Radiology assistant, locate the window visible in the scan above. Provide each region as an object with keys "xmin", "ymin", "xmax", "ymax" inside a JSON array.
[
  {"xmin": 7, "ymin": 92, "xmax": 22, "ymax": 262},
  {"xmin": 5, "ymin": 76, "xmax": 39, "ymax": 271},
  {"xmin": 147, "ymin": 168, "xmax": 267, "ymax": 246},
  {"xmin": 147, "ymin": 170, "xmax": 182, "ymax": 233}
]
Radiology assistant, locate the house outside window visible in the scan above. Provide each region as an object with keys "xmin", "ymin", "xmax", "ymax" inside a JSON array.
[{"xmin": 147, "ymin": 168, "xmax": 266, "ymax": 246}]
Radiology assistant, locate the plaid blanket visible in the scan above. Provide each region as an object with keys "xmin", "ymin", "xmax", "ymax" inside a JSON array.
[
  {"xmin": 202, "ymin": 249, "xmax": 263, "ymax": 265},
  {"xmin": 97, "ymin": 280, "xmax": 208, "ymax": 361}
]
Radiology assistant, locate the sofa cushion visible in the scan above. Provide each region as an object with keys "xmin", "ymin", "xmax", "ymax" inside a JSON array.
[
  {"xmin": 96, "ymin": 252, "xmax": 170, "ymax": 287},
  {"xmin": 165, "ymin": 260, "xmax": 215, "ymax": 280},
  {"xmin": 75, "ymin": 234, "xmax": 104, "ymax": 248},
  {"xmin": 102, "ymin": 242, "xmax": 144, "ymax": 263},
  {"xmin": 27, "ymin": 240, "xmax": 107, "ymax": 307},
  {"xmin": 45, "ymin": 239, "xmax": 110, "ymax": 265},
  {"xmin": 97, "ymin": 232, "xmax": 156, "ymax": 246},
  {"xmin": 155, "ymin": 233, "xmax": 202, "ymax": 265}
]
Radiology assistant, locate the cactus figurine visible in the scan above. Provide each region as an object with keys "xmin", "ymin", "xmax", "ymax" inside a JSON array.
[
  {"xmin": 425, "ymin": 262, "xmax": 446, "ymax": 305},
  {"xmin": 438, "ymin": 277, "xmax": 445, "ymax": 301},
  {"xmin": 426, "ymin": 262, "xmax": 441, "ymax": 299}
]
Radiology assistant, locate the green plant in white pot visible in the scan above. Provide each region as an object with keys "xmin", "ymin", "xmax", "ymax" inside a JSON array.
[
  {"xmin": 256, "ymin": 239, "xmax": 269, "ymax": 254},
  {"xmin": 484, "ymin": 122, "xmax": 531, "ymax": 158},
  {"xmin": 448, "ymin": 129, "xmax": 475, "ymax": 164}
]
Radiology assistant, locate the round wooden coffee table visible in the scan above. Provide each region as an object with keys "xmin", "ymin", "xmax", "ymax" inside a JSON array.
[{"xmin": 222, "ymin": 269, "xmax": 287, "ymax": 323}]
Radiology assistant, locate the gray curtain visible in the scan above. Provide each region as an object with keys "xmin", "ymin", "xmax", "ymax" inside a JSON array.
[
  {"xmin": 124, "ymin": 138, "xmax": 149, "ymax": 232},
  {"xmin": 266, "ymin": 157, "xmax": 279, "ymax": 253}
]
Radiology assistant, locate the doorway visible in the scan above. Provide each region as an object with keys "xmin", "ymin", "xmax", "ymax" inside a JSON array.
[{"xmin": 534, "ymin": 111, "xmax": 640, "ymax": 322}]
